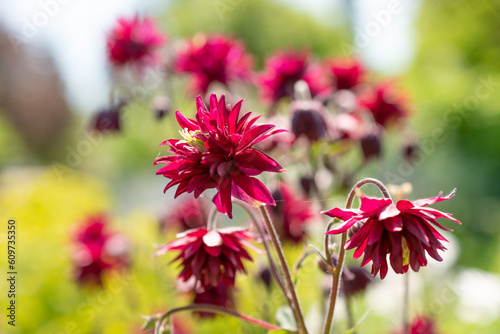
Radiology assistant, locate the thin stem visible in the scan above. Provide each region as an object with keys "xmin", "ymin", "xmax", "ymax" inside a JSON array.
[
  {"xmin": 259, "ymin": 205, "xmax": 309, "ymax": 334},
  {"xmin": 403, "ymin": 273, "xmax": 410, "ymax": 334},
  {"xmin": 156, "ymin": 304, "xmax": 288, "ymax": 333},
  {"xmin": 207, "ymin": 204, "xmax": 218, "ymax": 230}
]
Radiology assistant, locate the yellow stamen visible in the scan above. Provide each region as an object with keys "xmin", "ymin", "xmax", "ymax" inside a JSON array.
[
  {"xmin": 179, "ymin": 128, "xmax": 206, "ymax": 152},
  {"xmin": 401, "ymin": 236, "xmax": 410, "ymax": 266}
]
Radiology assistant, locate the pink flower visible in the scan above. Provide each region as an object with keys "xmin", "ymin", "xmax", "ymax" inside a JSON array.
[
  {"xmin": 73, "ymin": 215, "xmax": 128, "ymax": 286},
  {"xmin": 159, "ymin": 195, "xmax": 208, "ymax": 232},
  {"xmin": 326, "ymin": 57, "xmax": 365, "ymax": 91},
  {"xmin": 156, "ymin": 227, "xmax": 256, "ymax": 288},
  {"xmin": 106, "ymin": 15, "xmax": 164, "ymax": 67},
  {"xmin": 359, "ymin": 82, "xmax": 409, "ymax": 127},
  {"xmin": 175, "ymin": 34, "xmax": 253, "ymax": 95},
  {"xmin": 324, "ymin": 190, "xmax": 461, "ymax": 279},
  {"xmin": 393, "ymin": 315, "xmax": 438, "ymax": 334},
  {"xmin": 271, "ymin": 182, "xmax": 316, "ymax": 243},
  {"xmin": 155, "ymin": 94, "xmax": 286, "ymax": 218},
  {"xmin": 259, "ymin": 50, "xmax": 327, "ymax": 104}
]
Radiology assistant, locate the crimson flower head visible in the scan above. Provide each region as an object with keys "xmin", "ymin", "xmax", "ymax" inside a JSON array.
[
  {"xmin": 324, "ymin": 189, "xmax": 461, "ymax": 279},
  {"xmin": 326, "ymin": 57, "xmax": 365, "ymax": 91},
  {"xmin": 106, "ymin": 15, "xmax": 164, "ymax": 67},
  {"xmin": 259, "ymin": 50, "xmax": 326, "ymax": 104},
  {"xmin": 393, "ymin": 315, "xmax": 438, "ymax": 334},
  {"xmin": 359, "ymin": 82, "xmax": 409, "ymax": 127},
  {"xmin": 193, "ymin": 281, "xmax": 235, "ymax": 318},
  {"xmin": 175, "ymin": 34, "xmax": 253, "ymax": 95},
  {"xmin": 155, "ymin": 94, "xmax": 286, "ymax": 218},
  {"xmin": 156, "ymin": 227, "xmax": 256, "ymax": 288}
]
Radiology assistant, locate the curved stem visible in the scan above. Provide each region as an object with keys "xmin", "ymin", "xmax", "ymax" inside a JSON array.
[
  {"xmin": 156, "ymin": 304, "xmax": 288, "ymax": 333},
  {"xmin": 322, "ymin": 177, "xmax": 391, "ymax": 334},
  {"xmin": 207, "ymin": 204, "xmax": 218, "ymax": 230},
  {"xmin": 259, "ymin": 205, "xmax": 309, "ymax": 334}
]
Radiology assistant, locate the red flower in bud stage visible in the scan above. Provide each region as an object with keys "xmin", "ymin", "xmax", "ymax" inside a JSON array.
[
  {"xmin": 73, "ymin": 215, "xmax": 129, "ymax": 286},
  {"xmin": 175, "ymin": 34, "xmax": 253, "ymax": 95},
  {"xmin": 156, "ymin": 227, "xmax": 257, "ymax": 288},
  {"xmin": 193, "ymin": 281, "xmax": 235, "ymax": 318},
  {"xmin": 155, "ymin": 94, "xmax": 286, "ymax": 218},
  {"xmin": 271, "ymin": 182, "xmax": 316, "ymax": 243},
  {"xmin": 326, "ymin": 57, "xmax": 365, "ymax": 91},
  {"xmin": 393, "ymin": 315, "xmax": 438, "ymax": 334},
  {"xmin": 159, "ymin": 195, "xmax": 208, "ymax": 232},
  {"xmin": 324, "ymin": 190, "xmax": 461, "ymax": 279},
  {"xmin": 259, "ymin": 50, "xmax": 327, "ymax": 104},
  {"xmin": 106, "ymin": 15, "xmax": 164, "ymax": 67},
  {"xmin": 359, "ymin": 82, "xmax": 409, "ymax": 127}
]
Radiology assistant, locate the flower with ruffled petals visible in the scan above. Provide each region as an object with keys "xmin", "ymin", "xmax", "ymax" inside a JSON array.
[
  {"xmin": 156, "ymin": 227, "xmax": 256, "ymax": 288},
  {"xmin": 175, "ymin": 34, "xmax": 253, "ymax": 95},
  {"xmin": 271, "ymin": 182, "xmax": 316, "ymax": 243},
  {"xmin": 393, "ymin": 315, "xmax": 438, "ymax": 334},
  {"xmin": 324, "ymin": 189, "xmax": 461, "ymax": 279},
  {"xmin": 193, "ymin": 281, "xmax": 235, "ymax": 318},
  {"xmin": 155, "ymin": 94, "xmax": 286, "ymax": 218},
  {"xmin": 106, "ymin": 15, "xmax": 164, "ymax": 67},
  {"xmin": 73, "ymin": 215, "xmax": 129, "ymax": 286},
  {"xmin": 259, "ymin": 50, "xmax": 326, "ymax": 104},
  {"xmin": 326, "ymin": 57, "xmax": 365, "ymax": 91},
  {"xmin": 359, "ymin": 82, "xmax": 409, "ymax": 127}
]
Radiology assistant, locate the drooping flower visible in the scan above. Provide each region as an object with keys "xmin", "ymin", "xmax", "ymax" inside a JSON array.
[
  {"xmin": 193, "ymin": 281, "xmax": 235, "ymax": 318},
  {"xmin": 156, "ymin": 227, "xmax": 256, "ymax": 288},
  {"xmin": 326, "ymin": 57, "xmax": 365, "ymax": 91},
  {"xmin": 324, "ymin": 189, "xmax": 461, "ymax": 279},
  {"xmin": 155, "ymin": 94, "xmax": 286, "ymax": 218},
  {"xmin": 341, "ymin": 267, "xmax": 373, "ymax": 298},
  {"xmin": 175, "ymin": 34, "xmax": 253, "ymax": 95},
  {"xmin": 259, "ymin": 50, "xmax": 326, "ymax": 104},
  {"xmin": 359, "ymin": 82, "xmax": 409, "ymax": 127},
  {"xmin": 290, "ymin": 100, "xmax": 328, "ymax": 143},
  {"xmin": 72, "ymin": 215, "xmax": 129, "ymax": 286},
  {"xmin": 270, "ymin": 182, "xmax": 316, "ymax": 243},
  {"xmin": 159, "ymin": 195, "xmax": 208, "ymax": 232},
  {"xmin": 393, "ymin": 315, "xmax": 438, "ymax": 334},
  {"xmin": 106, "ymin": 15, "xmax": 164, "ymax": 67},
  {"xmin": 90, "ymin": 100, "xmax": 127, "ymax": 133}
]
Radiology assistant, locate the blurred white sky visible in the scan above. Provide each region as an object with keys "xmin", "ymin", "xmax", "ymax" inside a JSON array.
[{"xmin": 0, "ymin": 0, "xmax": 419, "ymax": 112}]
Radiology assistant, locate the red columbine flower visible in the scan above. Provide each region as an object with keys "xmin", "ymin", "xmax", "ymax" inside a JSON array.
[
  {"xmin": 106, "ymin": 15, "xmax": 164, "ymax": 67},
  {"xmin": 271, "ymin": 182, "xmax": 316, "ymax": 243},
  {"xmin": 324, "ymin": 189, "xmax": 461, "ymax": 279},
  {"xmin": 155, "ymin": 94, "xmax": 286, "ymax": 218},
  {"xmin": 326, "ymin": 57, "xmax": 365, "ymax": 91},
  {"xmin": 175, "ymin": 34, "xmax": 253, "ymax": 95},
  {"xmin": 73, "ymin": 215, "xmax": 129, "ymax": 286},
  {"xmin": 393, "ymin": 315, "xmax": 438, "ymax": 334},
  {"xmin": 193, "ymin": 281, "xmax": 235, "ymax": 318},
  {"xmin": 259, "ymin": 50, "xmax": 327, "ymax": 104},
  {"xmin": 359, "ymin": 81, "xmax": 409, "ymax": 127},
  {"xmin": 156, "ymin": 227, "xmax": 256, "ymax": 288}
]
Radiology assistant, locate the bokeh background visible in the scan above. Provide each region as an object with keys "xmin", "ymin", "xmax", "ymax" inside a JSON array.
[{"xmin": 1, "ymin": 0, "xmax": 500, "ymax": 333}]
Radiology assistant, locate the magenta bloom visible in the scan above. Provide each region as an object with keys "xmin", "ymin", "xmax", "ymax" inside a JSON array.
[
  {"xmin": 271, "ymin": 182, "xmax": 316, "ymax": 243},
  {"xmin": 156, "ymin": 227, "xmax": 256, "ymax": 288},
  {"xmin": 175, "ymin": 34, "xmax": 253, "ymax": 95},
  {"xmin": 324, "ymin": 190, "xmax": 461, "ymax": 279},
  {"xmin": 326, "ymin": 57, "xmax": 365, "ymax": 91},
  {"xmin": 259, "ymin": 50, "xmax": 326, "ymax": 104},
  {"xmin": 73, "ymin": 215, "xmax": 128, "ymax": 286},
  {"xmin": 359, "ymin": 82, "xmax": 409, "ymax": 127},
  {"xmin": 106, "ymin": 15, "xmax": 164, "ymax": 67},
  {"xmin": 160, "ymin": 195, "xmax": 208, "ymax": 232},
  {"xmin": 193, "ymin": 282, "xmax": 235, "ymax": 318},
  {"xmin": 155, "ymin": 94, "xmax": 286, "ymax": 218},
  {"xmin": 393, "ymin": 315, "xmax": 438, "ymax": 334}
]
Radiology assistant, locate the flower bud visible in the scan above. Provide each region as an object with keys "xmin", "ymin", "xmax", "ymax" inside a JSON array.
[
  {"xmin": 290, "ymin": 100, "xmax": 328, "ymax": 142},
  {"xmin": 360, "ymin": 132, "xmax": 382, "ymax": 162}
]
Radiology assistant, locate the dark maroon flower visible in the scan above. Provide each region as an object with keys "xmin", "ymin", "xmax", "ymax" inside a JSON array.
[
  {"xmin": 360, "ymin": 131, "xmax": 382, "ymax": 162},
  {"xmin": 156, "ymin": 227, "xmax": 256, "ymax": 288},
  {"xmin": 259, "ymin": 50, "xmax": 327, "ymax": 104},
  {"xmin": 159, "ymin": 195, "xmax": 208, "ymax": 232},
  {"xmin": 393, "ymin": 315, "xmax": 438, "ymax": 334},
  {"xmin": 326, "ymin": 57, "xmax": 365, "ymax": 91},
  {"xmin": 91, "ymin": 107, "xmax": 121, "ymax": 133},
  {"xmin": 290, "ymin": 100, "xmax": 328, "ymax": 143},
  {"xmin": 341, "ymin": 267, "xmax": 373, "ymax": 297},
  {"xmin": 175, "ymin": 34, "xmax": 253, "ymax": 95},
  {"xmin": 73, "ymin": 215, "xmax": 129, "ymax": 286},
  {"xmin": 155, "ymin": 94, "xmax": 286, "ymax": 218},
  {"xmin": 270, "ymin": 182, "xmax": 316, "ymax": 243},
  {"xmin": 193, "ymin": 282, "xmax": 235, "ymax": 318},
  {"xmin": 359, "ymin": 82, "xmax": 409, "ymax": 127},
  {"xmin": 106, "ymin": 15, "xmax": 164, "ymax": 67},
  {"xmin": 324, "ymin": 189, "xmax": 461, "ymax": 279}
]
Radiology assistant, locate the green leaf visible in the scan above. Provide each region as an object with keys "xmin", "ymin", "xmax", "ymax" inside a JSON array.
[
  {"xmin": 275, "ymin": 306, "xmax": 297, "ymax": 331},
  {"xmin": 140, "ymin": 315, "xmax": 157, "ymax": 330},
  {"xmin": 342, "ymin": 309, "xmax": 373, "ymax": 334}
]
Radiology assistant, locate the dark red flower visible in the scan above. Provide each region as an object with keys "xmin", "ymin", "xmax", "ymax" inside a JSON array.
[
  {"xmin": 73, "ymin": 215, "xmax": 129, "ymax": 286},
  {"xmin": 259, "ymin": 50, "xmax": 327, "ymax": 104},
  {"xmin": 324, "ymin": 189, "xmax": 461, "ymax": 279},
  {"xmin": 393, "ymin": 315, "xmax": 438, "ymax": 334},
  {"xmin": 270, "ymin": 182, "xmax": 316, "ymax": 243},
  {"xmin": 359, "ymin": 82, "xmax": 409, "ymax": 127},
  {"xmin": 341, "ymin": 267, "xmax": 373, "ymax": 298},
  {"xmin": 175, "ymin": 34, "xmax": 253, "ymax": 95},
  {"xmin": 90, "ymin": 100, "xmax": 126, "ymax": 133},
  {"xmin": 290, "ymin": 100, "xmax": 328, "ymax": 143},
  {"xmin": 326, "ymin": 57, "xmax": 365, "ymax": 91},
  {"xmin": 156, "ymin": 227, "xmax": 256, "ymax": 288},
  {"xmin": 193, "ymin": 281, "xmax": 235, "ymax": 318},
  {"xmin": 159, "ymin": 195, "xmax": 208, "ymax": 232},
  {"xmin": 106, "ymin": 15, "xmax": 164, "ymax": 67},
  {"xmin": 155, "ymin": 94, "xmax": 286, "ymax": 218}
]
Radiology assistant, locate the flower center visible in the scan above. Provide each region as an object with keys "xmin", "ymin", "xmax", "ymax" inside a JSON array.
[
  {"xmin": 179, "ymin": 128, "xmax": 206, "ymax": 152},
  {"xmin": 401, "ymin": 236, "xmax": 410, "ymax": 266}
]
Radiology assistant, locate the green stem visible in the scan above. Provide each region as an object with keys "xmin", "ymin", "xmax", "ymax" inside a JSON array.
[{"xmin": 259, "ymin": 205, "xmax": 309, "ymax": 334}]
